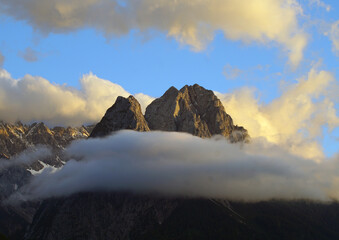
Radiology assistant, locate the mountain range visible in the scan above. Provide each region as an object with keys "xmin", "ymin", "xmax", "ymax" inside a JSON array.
[{"xmin": 1, "ymin": 84, "xmax": 339, "ymax": 240}]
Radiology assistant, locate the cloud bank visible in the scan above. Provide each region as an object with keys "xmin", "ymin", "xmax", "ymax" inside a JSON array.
[
  {"xmin": 216, "ymin": 68, "xmax": 339, "ymax": 160},
  {"xmin": 0, "ymin": 146, "xmax": 51, "ymax": 169},
  {"xmin": 0, "ymin": 52, "xmax": 4, "ymax": 68},
  {"xmin": 0, "ymin": 69, "xmax": 154, "ymax": 126},
  {"xmin": 0, "ymin": 0, "xmax": 307, "ymax": 66},
  {"xmin": 9, "ymin": 131, "xmax": 339, "ymax": 202},
  {"xmin": 328, "ymin": 20, "xmax": 339, "ymax": 55}
]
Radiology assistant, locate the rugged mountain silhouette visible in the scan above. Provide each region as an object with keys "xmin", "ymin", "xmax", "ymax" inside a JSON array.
[
  {"xmin": 90, "ymin": 84, "xmax": 249, "ymax": 142},
  {"xmin": 0, "ymin": 121, "xmax": 92, "ymax": 165},
  {"xmin": 2, "ymin": 84, "xmax": 339, "ymax": 239},
  {"xmin": 145, "ymin": 84, "xmax": 248, "ymax": 142}
]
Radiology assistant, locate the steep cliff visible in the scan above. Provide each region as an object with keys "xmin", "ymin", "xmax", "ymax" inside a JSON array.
[
  {"xmin": 145, "ymin": 84, "xmax": 249, "ymax": 142},
  {"xmin": 90, "ymin": 96, "xmax": 149, "ymax": 138}
]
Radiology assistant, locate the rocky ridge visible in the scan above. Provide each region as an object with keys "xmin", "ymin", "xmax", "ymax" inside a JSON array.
[
  {"xmin": 145, "ymin": 84, "xmax": 249, "ymax": 142},
  {"xmin": 90, "ymin": 84, "xmax": 249, "ymax": 142},
  {"xmin": 0, "ymin": 122, "xmax": 93, "ymax": 240},
  {"xmin": 0, "ymin": 121, "xmax": 92, "ymax": 169},
  {"xmin": 90, "ymin": 95, "xmax": 149, "ymax": 138}
]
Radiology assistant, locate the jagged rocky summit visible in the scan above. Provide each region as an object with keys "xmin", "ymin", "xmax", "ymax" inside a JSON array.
[
  {"xmin": 91, "ymin": 84, "xmax": 249, "ymax": 142},
  {"xmin": 90, "ymin": 96, "xmax": 150, "ymax": 138}
]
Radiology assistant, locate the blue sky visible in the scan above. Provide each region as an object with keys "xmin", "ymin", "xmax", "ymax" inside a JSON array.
[
  {"xmin": 0, "ymin": 0, "xmax": 338, "ymax": 159},
  {"xmin": 0, "ymin": 19, "xmax": 284, "ymax": 98}
]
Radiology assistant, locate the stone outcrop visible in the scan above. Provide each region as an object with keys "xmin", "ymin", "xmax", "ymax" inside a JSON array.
[
  {"xmin": 90, "ymin": 96, "xmax": 150, "ymax": 138},
  {"xmin": 145, "ymin": 84, "xmax": 249, "ymax": 142}
]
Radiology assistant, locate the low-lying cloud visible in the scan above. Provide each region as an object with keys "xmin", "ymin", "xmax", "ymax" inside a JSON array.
[
  {"xmin": 0, "ymin": 0, "xmax": 307, "ymax": 66},
  {"xmin": 0, "ymin": 146, "xmax": 51, "ymax": 170},
  {"xmin": 9, "ymin": 131, "xmax": 339, "ymax": 202},
  {"xmin": 0, "ymin": 69, "xmax": 154, "ymax": 126}
]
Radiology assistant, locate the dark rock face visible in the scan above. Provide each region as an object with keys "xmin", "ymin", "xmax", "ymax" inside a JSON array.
[
  {"xmin": 0, "ymin": 203, "xmax": 32, "ymax": 240},
  {"xmin": 145, "ymin": 84, "xmax": 249, "ymax": 142},
  {"xmin": 136, "ymin": 200, "xmax": 339, "ymax": 240},
  {"xmin": 25, "ymin": 192, "xmax": 178, "ymax": 240},
  {"xmin": 0, "ymin": 165, "xmax": 34, "ymax": 240},
  {"xmin": 90, "ymin": 96, "xmax": 150, "ymax": 138},
  {"xmin": 26, "ymin": 197, "xmax": 339, "ymax": 240}
]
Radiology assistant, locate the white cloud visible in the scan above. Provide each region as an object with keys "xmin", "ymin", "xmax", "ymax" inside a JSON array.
[
  {"xmin": 0, "ymin": 0, "xmax": 307, "ymax": 66},
  {"xmin": 18, "ymin": 47, "xmax": 40, "ymax": 62},
  {"xmin": 8, "ymin": 131, "xmax": 339, "ymax": 202},
  {"xmin": 216, "ymin": 68, "xmax": 339, "ymax": 160},
  {"xmin": 0, "ymin": 52, "xmax": 4, "ymax": 67},
  {"xmin": 223, "ymin": 64, "xmax": 243, "ymax": 80},
  {"xmin": 328, "ymin": 20, "xmax": 339, "ymax": 55},
  {"xmin": 0, "ymin": 146, "xmax": 51, "ymax": 170},
  {"xmin": 134, "ymin": 93, "xmax": 155, "ymax": 114},
  {"xmin": 309, "ymin": 0, "xmax": 331, "ymax": 12},
  {"xmin": 0, "ymin": 69, "xmax": 153, "ymax": 126}
]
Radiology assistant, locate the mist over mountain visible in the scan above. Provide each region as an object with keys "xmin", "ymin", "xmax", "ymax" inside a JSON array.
[
  {"xmin": 1, "ymin": 0, "xmax": 339, "ymax": 239},
  {"xmin": 1, "ymin": 84, "xmax": 339, "ymax": 240}
]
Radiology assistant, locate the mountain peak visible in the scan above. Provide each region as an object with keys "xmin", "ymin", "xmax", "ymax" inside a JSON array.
[
  {"xmin": 145, "ymin": 84, "xmax": 249, "ymax": 142},
  {"xmin": 90, "ymin": 84, "xmax": 249, "ymax": 142},
  {"xmin": 90, "ymin": 95, "xmax": 150, "ymax": 138},
  {"xmin": 180, "ymin": 83, "xmax": 205, "ymax": 91}
]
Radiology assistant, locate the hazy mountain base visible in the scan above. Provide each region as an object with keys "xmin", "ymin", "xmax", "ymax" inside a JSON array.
[
  {"xmin": 141, "ymin": 199, "xmax": 339, "ymax": 240},
  {"xmin": 25, "ymin": 192, "xmax": 339, "ymax": 240}
]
